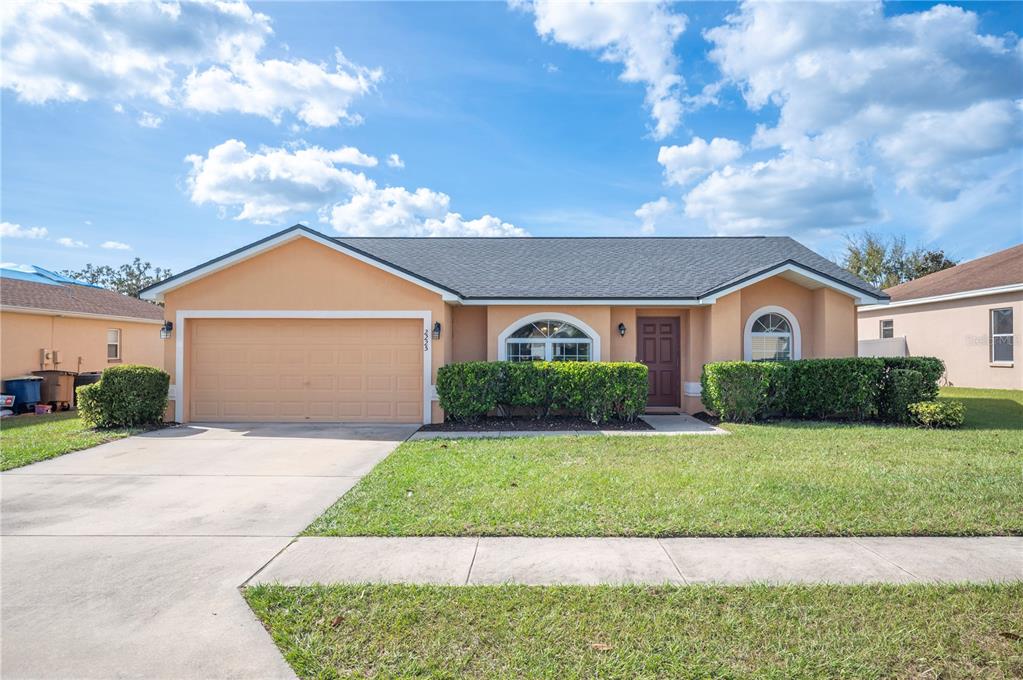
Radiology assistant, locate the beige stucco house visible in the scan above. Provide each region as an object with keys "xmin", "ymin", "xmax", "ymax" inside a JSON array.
[
  {"xmin": 1, "ymin": 266, "xmax": 164, "ymax": 380},
  {"xmin": 858, "ymin": 244, "xmax": 1022, "ymax": 390},
  {"xmin": 140, "ymin": 225, "xmax": 887, "ymax": 424}
]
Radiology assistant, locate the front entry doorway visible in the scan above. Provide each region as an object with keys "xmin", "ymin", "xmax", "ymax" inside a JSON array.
[{"xmin": 637, "ymin": 317, "xmax": 681, "ymax": 408}]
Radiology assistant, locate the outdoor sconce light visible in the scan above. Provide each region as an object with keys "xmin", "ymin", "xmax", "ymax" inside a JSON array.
[
  {"xmin": 618, "ymin": 322, "xmax": 627, "ymax": 337},
  {"xmin": 160, "ymin": 321, "xmax": 174, "ymax": 340},
  {"xmin": 432, "ymin": 322, "xmax": 442, "ymax": 339}
]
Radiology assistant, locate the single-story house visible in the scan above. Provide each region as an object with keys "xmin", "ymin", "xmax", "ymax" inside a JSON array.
[
  {"xmin": 858, "ymin": 244, "xmax": 1021, "ymax": 390},
  {"xmin": 140, "ymin": 225, "xmax": 888, "ymax": 424},
  {"xmin": 1, "ymin": 266, "xmax": 165, "ymax": 380}
]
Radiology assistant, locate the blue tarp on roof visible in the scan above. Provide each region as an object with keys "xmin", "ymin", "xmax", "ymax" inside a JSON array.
[{"xmin": 0, "ymin": 265, "xmax": 102, "ymax": 288}]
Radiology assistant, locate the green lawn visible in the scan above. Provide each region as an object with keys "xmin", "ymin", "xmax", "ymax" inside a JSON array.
[
  {"xmin": 0, "ymin": 412, "xmax": 141, "ymax": 471},
  {"xmin": 246, "ymin": 583, "xmax": 1023, "ymax": 679},
  {"xmin": 307, "ymin": 387, "xmax": 1023, "ymax": 537}
]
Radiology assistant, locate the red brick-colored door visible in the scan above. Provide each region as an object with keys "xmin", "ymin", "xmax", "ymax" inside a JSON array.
[{"xmin": 637, "ymin": 317, "xmax": 680, "ymax": 407}]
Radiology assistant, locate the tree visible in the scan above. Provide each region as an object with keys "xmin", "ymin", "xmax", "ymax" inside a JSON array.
[
  {"xmin": 842, "ymin": 232, "xmax": 956, "ymax": 289},
  {"xmin": 63, "ymin": 258, "xmax": 172, "ymax": 299}
]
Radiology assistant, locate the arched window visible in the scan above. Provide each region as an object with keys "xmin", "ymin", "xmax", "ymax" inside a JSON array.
[
  {"xmin": 505, "ymin": 318, "xmax": 593, "ymax": 362},
  {"xmin": 744, "ymin": 306, "xmax": 801, "ymax": 362}
]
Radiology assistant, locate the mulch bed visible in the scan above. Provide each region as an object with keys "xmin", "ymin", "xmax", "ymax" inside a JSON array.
[
  {"xmin": 691, "ymin": 411, "xmax": 721, "ymax": 426},
  {"xmin": 420, "ymin": 416, "xmax": 654, "ymax": 432}
]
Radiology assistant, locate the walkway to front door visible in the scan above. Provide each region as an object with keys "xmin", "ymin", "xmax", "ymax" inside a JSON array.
[{"xmin": 637, "ymin": 317, "xmax": 680, "ymax": 407}]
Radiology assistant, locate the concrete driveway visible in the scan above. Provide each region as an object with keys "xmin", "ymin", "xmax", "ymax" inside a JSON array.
[{"xmin": 0, "ymin": 422, "xmax": 417, "ymax": 679}]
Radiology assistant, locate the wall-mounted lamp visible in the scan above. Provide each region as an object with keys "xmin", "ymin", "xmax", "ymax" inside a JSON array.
[
  {"xmin": 618, "ymin": 322, "xmax": 627, "ymax": 337},
  {"xmin": 160, "ymin": 321, "xmax": 174, "ymax": 340},
  {"xmin": 432, "ymin": 321, "xmax": 442, "ymax": 339}
]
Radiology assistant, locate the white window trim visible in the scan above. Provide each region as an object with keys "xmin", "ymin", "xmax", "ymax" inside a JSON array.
[
  {"xmin": 497, "ymin": 312, "xmax": 601, "ymax": 362},
  {"xmin": 107, "ymin": 328, "xmax": 122, "ymax": 361},
  {"xmin": 173, "ymin": 310, "xmax": 434, "ymax": 425},
  {"xmin": 880, "ymin": 319, "xmax": 894, "ymax": 339},
  {"xmin": 990, "ymin": 307, "xmax": 1014, "ymax": 365},
  {"xmin": 743, "ymin": 306, "xmax": 801, "ymax": 362}
]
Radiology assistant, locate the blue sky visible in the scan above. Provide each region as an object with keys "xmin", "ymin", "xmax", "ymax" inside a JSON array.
[{"xmin": 2, "ymin": 1, "xmax": 1021, "ymax": 277}]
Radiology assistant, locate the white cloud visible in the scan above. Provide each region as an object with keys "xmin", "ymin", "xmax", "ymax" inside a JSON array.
[
  {"xmin": 1, "ymin": 222, "xmax": 48, "ymax": 239},
  {"xmin": 324, "ymin": 186, "xmax": 526, "ymax": 237},
  {"xmin": 185, "ymin": 139, "xmax": 376, "ymax": 223},
  {"xmin": 1, "ymin": 0, "xmax": 271, "ymax": 104},
  {"xmin": 683, "ymin": 154, "xmax": 879, "ymax": 235},
  {"xmin": 137, "ymin": 111, "xmax": 162, "ymax": 128},
  {"xmin": 658, "ymin": 137, "xmax": 743, "ymax": 186},
  {"xmin": 57, "ymin": 237, "xmax": 88, "ymax": 248},
  {"xmin": 0, "ymin": 262, "xmax": 35, "ymax": 273},
  {"xmin": 188, "ymin": 139, "xmax": 526, "ymax": 237},
  {"xmin": 101, "ymin": 240, "xmax": 132, "ymax": 250},
  {"xmin": 634, "ymin": 197, "xmax": 675, "ymax": 234},
  {"xmin": 518, "ymin": 0, "xmax": 687, "ymax": 139},
  {"xmin": 704, "ymin": 1, "xmax": 1023, "ymax": 202},
  {"xmin": 386, "ymin": 153, "xmax": 405, "ymax": 169},
  {"xmin": 1, "ymin": 1, "xmax": 379, "ymax": 128},
  {"xmin": 182, "ymin": 50, "xmax": 381, "ymax": 127}
]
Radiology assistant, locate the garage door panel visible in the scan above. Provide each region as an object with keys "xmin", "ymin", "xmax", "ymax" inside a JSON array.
[{"xmin": 189, "ymin": 318, "xmax": 423, "ymax": 423}]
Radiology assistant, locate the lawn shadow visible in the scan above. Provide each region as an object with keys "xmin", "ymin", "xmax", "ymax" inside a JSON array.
[{"xmin": 944, "ymin": 396, "xmax": 1023, "ymax": 430}]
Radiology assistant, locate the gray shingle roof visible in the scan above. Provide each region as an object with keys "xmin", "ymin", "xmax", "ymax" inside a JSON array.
[{"xmin": 335, "ymin": 235, "xmax": 886, "ymax": 300}]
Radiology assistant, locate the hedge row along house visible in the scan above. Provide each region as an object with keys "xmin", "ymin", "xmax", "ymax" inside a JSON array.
[
  {"xmin": 139, "ymin": 225, "xmax": 888, "ymax": 424},
  {"xmin": 0, "ymin": 266, "xmax": 164, "ymax": 383},
  {"xmin": 858, "ymin": 244, "xmax": 1022, "ymax": 390}
]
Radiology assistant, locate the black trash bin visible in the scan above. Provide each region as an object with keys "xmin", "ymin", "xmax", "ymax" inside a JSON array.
[{"xmin": 73, "ymin": 372, "xmax": 103, "ymax": 407}]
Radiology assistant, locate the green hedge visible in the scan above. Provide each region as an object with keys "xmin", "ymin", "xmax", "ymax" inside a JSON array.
[
  {"xmin": 784, "ymin": 358, "xmax": 884, "ymax": 420},
  {"xmin": 701, "ymin": 356, "xmax": 946, "ymax": 424},
  {"xmin": 77, "ymin": 364, "xmax": 170, "ymax": 428},
  {"xmin": 436, "ymin": 361, "xmax": 648, "ymax": 424},
  {"xmin": 699, "ymin": 361, "xmax": 787, "ymax": 423}
]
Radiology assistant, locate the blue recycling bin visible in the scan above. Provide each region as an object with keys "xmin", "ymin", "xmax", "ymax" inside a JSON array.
[{"xmin": 4, "ymin": 376, "xmax": 43, "ymax": 412}]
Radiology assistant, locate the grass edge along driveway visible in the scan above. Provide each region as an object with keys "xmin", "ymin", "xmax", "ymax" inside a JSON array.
[
  {"xmin": 306, "ymin": 387, "xmax": 1023, "ymax": 537},
  {"xmin": 0, "ymin": 412, "xmax": 142, "ymax": 471},
  {"xmin": 246, "ymin": 582, "xmax": 1023, "ymax": 680}
]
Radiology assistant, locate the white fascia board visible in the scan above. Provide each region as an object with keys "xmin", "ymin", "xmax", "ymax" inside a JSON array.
[
  {"xmin": 141, "ymin": 228, "xmax": 459, "ymax": 303},
  {"xmin": 459, "ymin": 298, "xmax": 708, "ymax": 306},
  {"xmin": 859, "ymin": 283, "xmax": 1023, "ymax": 312},
  {"xmin": 698, "ymin": 263, "xmax": 885, "ymax": 306},
  {"xmin": 1, "ymin": 305, "xmax": 164, "ymax": 324}
]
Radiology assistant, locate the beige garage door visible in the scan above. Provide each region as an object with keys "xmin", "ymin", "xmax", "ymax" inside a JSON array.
[{"xmin": 189, "ymin": 318, "xmax": 423, "ymax": 423}]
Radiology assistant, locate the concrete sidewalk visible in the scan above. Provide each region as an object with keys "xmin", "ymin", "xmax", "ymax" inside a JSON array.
[
  {"xmin": 251, "ymin": 536, "xmax": 1023, "ymax": 586},
  {"xmin": 410, "ymin": 414, "xmax": 727, "ymax": 440}
]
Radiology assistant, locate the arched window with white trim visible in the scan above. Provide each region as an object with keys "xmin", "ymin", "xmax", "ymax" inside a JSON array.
[
  {"xmin": 503, "ymin": 318, "xmax": 594, "ymax": 362},
  {"xmin": 744, "ymin": 306, "xmax": 801, "ymax": 362}
]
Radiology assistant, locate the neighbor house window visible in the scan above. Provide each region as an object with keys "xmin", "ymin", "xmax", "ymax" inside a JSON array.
[
  {"xmin": 505, "ymin": 319, "xmax": 592, "ymax": 362},
  {"xmin": 749, "ymin": 313, "xmax": 793, "ymax": 361},
  {"xmin": 991, "ymin": 308, "xmax": 1013, "ymax": 363},
  {"xmin": 107, "ymin": 329, "xmax": 121, "ymax": 361},
  {"xmin": 880, "ymin": 319, "xmax": 894, "ymax": 339}
]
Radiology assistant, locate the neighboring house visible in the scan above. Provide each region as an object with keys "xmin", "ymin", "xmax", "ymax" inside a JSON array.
[
  {"xmin": 858, "ymin": 244, "xmax": 1022, "ymax": 390},
  {"xmin": 0, "ymin": 266, "xmax": 164, "ymax": 380},
  {"xmin": 140, "ymin": 225, "xmax": 888, "ymax": 424}
]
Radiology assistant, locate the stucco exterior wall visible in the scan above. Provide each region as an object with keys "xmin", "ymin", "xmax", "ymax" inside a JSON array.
[
  {"xmin": 1, "ymin": 311, "xmax": 163, "ymax": 381},
  {"xmin": 451, "ymin": 306, "xmax": 487, "ymax": 362},
  {"xmin": 858, "ymin": 291, "xmax": 1022, "ymax": 389},
  {"xmin": 161, "ymin": 237, "xmax": 448, "ymax": 422}
]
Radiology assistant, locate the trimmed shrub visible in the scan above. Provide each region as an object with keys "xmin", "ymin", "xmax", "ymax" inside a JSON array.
[
  {"xmin": 783, "ymin": 358, "xmax": 884, "ymax": 420},
  {"xmin": 909, "ymin": 400, "xmax": 965, "ymax": 428},
  {"xmin": 436, "ymin": 361, "xmax": 648, "ymax": 424},
  {"xmin": 878, "ymin": 368, "xmax": 927, "ymax": 424},
  {"xmin": 700, "ymin": 361, "xmax": 787, "ymax": 423},
  {"xmin": 877, "ymin": 357, "xmax": 945, "ymax": 422},
  {"xmin": 436, "ymin": 361, "xmax": 503, "ymax": 421},
  {"xmin": 76, "ymin": 364, "xmax": 170, "ymax": 428}
]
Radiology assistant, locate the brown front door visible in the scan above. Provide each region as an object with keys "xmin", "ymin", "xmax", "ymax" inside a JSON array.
[{"xmin": 637, "ymin": 317, "xmax": 680, "ymax": 407}]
